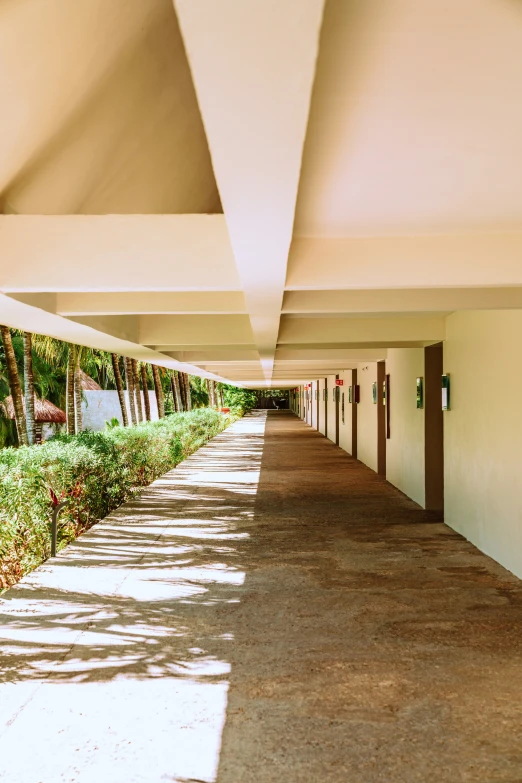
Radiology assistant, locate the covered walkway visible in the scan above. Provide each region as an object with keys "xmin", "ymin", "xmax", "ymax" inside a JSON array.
[{"xmin": 1, "ymin": 411, "xmax": 521, "ymax": 782}]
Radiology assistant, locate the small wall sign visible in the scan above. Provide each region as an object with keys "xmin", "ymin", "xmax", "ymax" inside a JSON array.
[
  {"xmin": 335, "ymin": 379, "xmax": 344, "ymax": 386},
  {"xmin": 372, "ymin": 382, "xmax": 377, "ymax": 403},
  {"xmin": 416, "ymin": 377, "xmax": 424, "ymax": 409}
]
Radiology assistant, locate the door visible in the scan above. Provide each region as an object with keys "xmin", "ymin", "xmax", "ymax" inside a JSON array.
[
  {"xmin": 335, "ymin": 374, "xmax": 340, "ymax": 445},
  {"xmin": 377, "ymin": 361, "xmax": 386, "ymax": 476},
  {"xmin": 424, "ymin": 343, "xmax": 444, "ymax": 514},
  {"xmin": 351, "ymin": 368, "xmax": 358, "ymax": 458}
]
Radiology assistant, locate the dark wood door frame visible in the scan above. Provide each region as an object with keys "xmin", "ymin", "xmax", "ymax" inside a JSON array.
[
  {"xmin": 377, "ymin": 361, "xmax": 386, "ymax": 476},
  {"xmin": 424, "ymin": 343, "xmax": 444, "ymax": 514},
  {"xmin": 324, "ymin": 377, "xmax": 328, "ymax": 439},
  {"xmin": 335, "ymin": 374, "xmax": 340, "ymax": 445},
  {"xmin": 316, "ymin": 379, "xmax": 320, "ymax": 430},
  {"xmin": 351, "ymin": 368, "xmax": 358, "ymax": 459}
]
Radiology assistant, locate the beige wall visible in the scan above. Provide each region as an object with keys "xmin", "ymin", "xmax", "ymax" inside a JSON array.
[
  {"xmin": 338, "ymin": 370, "xmax": 352, "ymax": 454},
  {"xmin": 444, "ymin": 310, "xmax": 522, "ymax": 579},
  {"xmin": 385, "ymin": 349, "xmax": 425, "ymax": 507},
  {"xmin": 311, "ymin": 380, "xmax": 318, "ymax": 429},
  {"xmin": 356, "ymin": 362, "xmax": 378, "ymax": 472}
]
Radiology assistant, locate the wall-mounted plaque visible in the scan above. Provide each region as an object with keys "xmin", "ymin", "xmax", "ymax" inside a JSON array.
[
  {"xmin": 372, "ymin": 382, "xmax": 377, "ymax": 403},
  {"xmin": 341, "ymin": 393, "xmax": 345, "ymax": 423},
  {"xmin": 416, "ymin": 377, "xmax": 424, "ymax": 409},
  {"xmin": 348, "ymin": 386, "xmax": 352, "ymax": 403},
  {"xmin": 442, "ymin": 374, "xmax": 450, "ymax": 411}
]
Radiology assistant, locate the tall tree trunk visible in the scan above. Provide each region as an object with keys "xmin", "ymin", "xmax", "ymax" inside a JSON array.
[
  {"xmin": 74, "ymin": 348, "xmax": 83, "ymax": 433},
  {"xmin": 178, "ymin": 372, "xmax": 187, "ymax": 410},
  {"xmin": 170, "ymin": 373, "xmax": 178, "ymax": 412},
  {"xmin": 185, "ymin": 374, "xmax": 192, "ymax": 411},
  {"xmin": 124, "ymin": 358, "xmax": 137, "ymax": 425},
  {"xmin": 141, "ymin": 363, "xmax": 151, "ymax": 421},
  {"xmin": 132, "ymin": 359, "xmax": 143, "ymax": 422},
  {"xmin": 205, "ymin": 378, "xmax": 212, "ymax": 408},
  {"xmin": 111, "ymin": 353, "xmax": 128, "ymax": 426},
  {"xmin": 1, "ymin": 325, "xmax": 28, "ymax": 446},
  {"xmin": 23, "ymin": 332, "xmax": 36, "ymax": 445},
  {"xmin": 66, "ymin": 345, "xmax": 76, "ymax": 434},
  {"xmin": 152, "ymin": 364, "xmax": 164, "ymax": 419},
  {"xmin": 172, "ymin": 371, "xmax": 183, "ymax": 411}
]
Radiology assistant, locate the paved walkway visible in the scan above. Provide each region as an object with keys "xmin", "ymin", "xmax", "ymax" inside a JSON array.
[{"xmin": 1, "ymin": 411, "xmax": 522, "ymax": 782}]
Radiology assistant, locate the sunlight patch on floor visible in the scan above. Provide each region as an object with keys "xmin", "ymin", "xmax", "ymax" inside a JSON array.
[{"xmin": 0, "ymin": 412, "xmax": 268, "ymax": 782}]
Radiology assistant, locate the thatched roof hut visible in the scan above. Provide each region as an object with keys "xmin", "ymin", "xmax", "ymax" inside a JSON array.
[
  {"xmin": 1, "ymin": 395, "xmax": 66, "ymax": 444},
  {"xmin": 1, "ymin": 395, "xmax": 66, "ymax": 423},
  {"xmin": 80, "ymin": 371, "xmax": 102, "ymax": 390}
]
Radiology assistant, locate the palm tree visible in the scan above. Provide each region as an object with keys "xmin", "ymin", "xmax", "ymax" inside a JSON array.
[
  {"xmin": 23, "ymin": 332, "xmax": 36, "ymax": 445},
  {"xmin": 172, "ymin": 371, "xmax": 183, "ymax": 411},
  {"xmin": 124, "ymin": 358, "xmax": 137, "ymax": 426},
  {"xmin": 217, "ymin": 383, "xmax": 224, "ymax": 409},
  {"xmin": 132, "ymin": 359, "xmax": 143, "ymax": 422},
  {"xmin": 111, "ymin": 353, "xmax": 128, "ymax": 426},
  {"xmin": 169, "ymin": 372, "xmax": 178, "ymax": 412},
  {"xmin": 185, "ymin": 374, "xmax": 192, "ymax": 411},
  {"xmin": 152, "ymin": 364, "xmax": 164, "ymax": 418},
  {"xmin": 178, "ymin": 372, "xmax": 187, "ymax": 410},
  {"xmin": 0, "ymin": 325, "xmax": 28, "ymax": 445},
  {"xmin": 66, "ymin": 345, "xmax": 76, "ymax": 434},
  {"xmin": 74, "ymin": 347, "xmax": 83, "ymax": 433},
  {"xmin": 141, "ymin": 363, "xmax": 151, "ymax": 421}
]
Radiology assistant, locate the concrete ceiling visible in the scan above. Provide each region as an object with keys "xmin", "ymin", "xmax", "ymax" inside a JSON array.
[{"xmin": 1, "ymin": 0, "xmax": 522, "ymax": 387}]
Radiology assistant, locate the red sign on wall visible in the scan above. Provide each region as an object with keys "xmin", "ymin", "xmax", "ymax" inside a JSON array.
[{"xmin": 335, "ymin": 379, "xmax": 344, "ymax": 386}]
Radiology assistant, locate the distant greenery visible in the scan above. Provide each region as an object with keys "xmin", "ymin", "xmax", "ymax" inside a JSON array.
[
  {"xmin": 221, "ymin": 386, "xmax": 289, "ymax": 411},
  {"xmin": 222, "ymin": 385, "xmax": 258, "ymax": 410},
  {"xmin": 0, "ymin": 407, "xmax": 240, "ymax": 590}
]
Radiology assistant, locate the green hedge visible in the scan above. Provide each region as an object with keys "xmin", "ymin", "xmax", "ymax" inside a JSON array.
[{"xmin": 0, "ymin": 407, "xmax": 240, "ymax": 590}]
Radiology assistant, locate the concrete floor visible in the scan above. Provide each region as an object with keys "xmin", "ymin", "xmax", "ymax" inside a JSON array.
[{"xmin": 1, "ymin": 411, "xmax": 522, "ymax": 782}]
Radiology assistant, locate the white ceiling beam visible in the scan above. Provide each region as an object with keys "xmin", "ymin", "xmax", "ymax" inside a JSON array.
[
  {"xmin": 287, "ymin": 235, "xmax": 522, "ymax": 290},
  {"xmin": 0, "ymin": 294, "xmax": 231, "ymax": 382},
  {"xmin": 0, "ymin": 214, "xmax": 238, "ymax": 291},
  {"xmin": 174, "ymin": 0, "xmax": 325, "ymax": 383}
]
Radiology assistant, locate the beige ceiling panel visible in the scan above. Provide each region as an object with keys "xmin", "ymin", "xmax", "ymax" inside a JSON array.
[
  {"xmin": 139, "ymin": 314, "xmax": 254, "ymax": 346},
  {"xmin": 295, "ymin": 0, "xmax": 522, "ymax": 235},
  {"xmin": 278, "ymin": 315, "xmax": 445, "ymax": 345},
  {"xmin": 283, "ymin": 287, "xmax": 522, "ymax": 314},
  {"xmin": 56, "ymin": 292, "xmax": 246, "ymax": 316},
  {"xmin": 0, "ymin": 0, "xmax": 220, "ymax": 215},
  {"xmin": 287, "ymin": 235, "xmax": 522, "ymax": 290}
]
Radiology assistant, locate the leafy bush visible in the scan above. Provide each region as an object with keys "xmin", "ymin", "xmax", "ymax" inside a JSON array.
[{"xmin": 0, "ymin": 408, "xmax": 239, "ymax": 590}]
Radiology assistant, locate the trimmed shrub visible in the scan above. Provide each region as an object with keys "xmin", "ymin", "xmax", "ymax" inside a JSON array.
[{"xmin": 0, "ymin": 408, "xmax": 240, "ymax": 589}]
